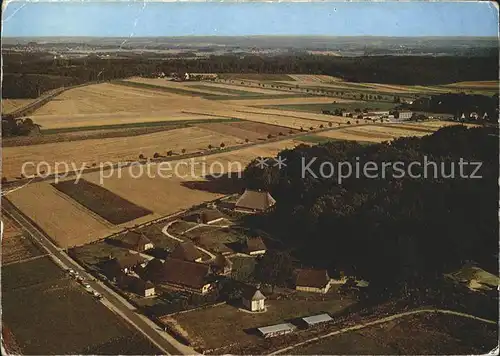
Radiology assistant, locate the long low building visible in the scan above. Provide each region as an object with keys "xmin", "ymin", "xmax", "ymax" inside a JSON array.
[
  {"xmin": 301, "ymin": 313, "xmax": 333, "ymax": 327},
  {"xmin": 257, "ymin": 323, "xmax": 296, "ymax": 338}
]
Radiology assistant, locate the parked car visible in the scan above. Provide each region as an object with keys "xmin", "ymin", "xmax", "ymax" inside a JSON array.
[
  {"xmin": 93, "ymin": 291, "xmax": 102, "ymax": 299},
  {"xmin": 84, "ymin": 283, "xmax": 91, "ymax": 289},
  {"xmin": 67, "ymin": 269, "xmax": 75, "ymax": 275}
]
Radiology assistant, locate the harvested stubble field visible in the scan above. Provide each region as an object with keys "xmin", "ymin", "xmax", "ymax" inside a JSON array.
[
  {"xmin": 31, "ymin": 111, "xmax": 224, "ymax": 130},
  {"xmin": 6, "ymin": 183, "xmax": 160, "ymax": 248},
  {"xmin": 350, "ymin": 125, "xmax": 431, "ymax": 138},
  {"xmin": 52, "ymin": 179, "xmax": 153, "ymax": 225},
  {"xmin": 1, "ymin": 215, "xmax": 43, "ymax": 265},
  {"xmin": 171, "ymin": 297, "xmax": 354, "ymax": 352},
  {"xmin": 318, "ymin": 128, "xmax": 398, "ymax": 143},
  {"xmin": 2, "ymin": 126, "xmax": 243, "ymax": 179},
  {"xmin": 197, "ymin": 121, "xmax": 299, "ymax": 141},
  {"xmin": 443, "ymin": 80, "xmax": 499, "ymax": 89},
  {"xmin": 287, "ymin": 74, "xmax": 338, "ymax": 83},
  {"xmin": 316, "ymin": 122, "xmax": 468, "ymax": 143},
  {"xmin": 289, "ymin": 313, "xmax": 497, "ymax": 355},
  {"xmin": 7, "ymin": 139, "xmax": 301, "ymax": 247},
  {"xmin": 184, "ymin": 107, "xmax": 333, "ymax": 130},
  {"xmin": 124, "ymin": 77, "xmax": 239, "ymax": 96},
  {"xmin": 1, "ymin": 98, "xmax": 35, "ymax": 114},
  {"xmin": 33, "ymin": 83, "xmax": 184, "ymax": 115},
  {"xmin": 3, "ymin": 256, "xmax": 160, "ymax": 355},
  {"xmin": 260, "ymin": 101, "xmax": 395, "ymax": 114},
  {"xmin": 218, "ymin": 73, "xmax": 294, "ymax": 81},
  {"xmin": 217, "ymin": 96, "xmax": 356, "ymax": 106},
  {"xmin": 186, "ymin": 82, "xmax": 289, "ymax": 95}
]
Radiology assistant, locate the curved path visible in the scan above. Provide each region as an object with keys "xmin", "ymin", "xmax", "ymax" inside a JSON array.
[
  {"xmin": 270, "ymin": 308, "xmax": 496, "ymax": 355},
  {"xmin": 162, "ymin": 220, "xmax": 216, "ymax": 260}
]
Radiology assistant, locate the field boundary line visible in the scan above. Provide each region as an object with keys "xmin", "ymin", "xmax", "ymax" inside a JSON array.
[
  {"xmin": 49, "ymin": 185, "xmax": 116, "ymax": 228},
  {"xmin": 269, "ymin": 308, "xmax": 497, "ymax": 355}
]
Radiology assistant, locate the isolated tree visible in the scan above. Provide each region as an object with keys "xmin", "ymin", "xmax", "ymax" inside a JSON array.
[
  {"xmin": 278, "ymin": 132, "xmax": 283, "ymax": 136},
  {"xmin": 245, "ymin": 138, "xmax": 249, "ymax": 143},
  {"xmin": 153, "ymin": 152, "xmax": 160, "ymax": 159},
  {"xmin": 167, "ymin": 150, "xmax": 173, "ymax": 156},
  {"xmin": 139, "ymin": 154, "xmax": 145, "ymax": 160},
  {"xmin": 347, "ymin": 121, "xmax": 351, "ymax": 125},
  {"xmin": 319, "ymin": 124, "xmax": 324, "ymax": 129},
  {"xmin": 289, "ymin": 129, "xmax": 294, "ymax": 134},
  {"xmin": 356, "ymin": 120, "xmax": 359, "ymax": 124},
  {"xmin": 181, "ymin": 148, "xmax": 186, "ymax": 154},
  {"xmin": 300, "ymin": 127, "xmax": 304, "ymax": 132},
  {"xmin": 208, "ymin": 144, "xmax": 213, "ymax": 150},
  {"xmin": 309, "ymin": 127, "xmax": 314, "ymax": 131},
  {"xmin": 220, "ymin": 142, "xmax": 225, "ymax": 148},
  {"xmin": 255, "ymin": 250, "xmax": 293, "ymax": 292},
  {"xmin": 267, "ymin": 134, "xmax": 273, "ymax": 139},
  {"xmin": 328, "ymin": 122, "xmax": 333, "ymax": 127}
]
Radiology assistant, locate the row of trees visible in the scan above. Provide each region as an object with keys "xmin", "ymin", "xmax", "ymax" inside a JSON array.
[{"xmin": 2, "ymin": 117, "xmax": 40, "ymax": 137}]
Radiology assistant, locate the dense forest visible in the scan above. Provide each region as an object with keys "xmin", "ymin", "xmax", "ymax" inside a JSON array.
[
  {"xmin": 410, "ymin": 93, "xmax": 499, "ymax": 119},
  {"xmin": 242, "ymin": 125, "xmax": 498, "ymax": 297},
  {"xmin": 3, "ymin": 52, "xmax": 498, "ymax": 98}
]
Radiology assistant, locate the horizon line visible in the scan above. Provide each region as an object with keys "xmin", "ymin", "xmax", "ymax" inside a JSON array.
[{"xmin": 3, "ymin": 35, "xmax": 498, "ymax": 39}]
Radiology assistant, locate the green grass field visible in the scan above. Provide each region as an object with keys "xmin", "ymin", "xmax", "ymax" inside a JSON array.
[
  {"xmin": 174, "ymin": 297, "xmax": 355, "ymax": 351},
  {"xmin": 2, "ymin": 256, "xmax": 160, "ymax": 355}
]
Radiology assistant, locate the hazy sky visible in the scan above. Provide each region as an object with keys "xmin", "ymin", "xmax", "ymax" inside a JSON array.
[{"xmin": 2, "ymin": 1, "xmax": 499, "ymax": 37}]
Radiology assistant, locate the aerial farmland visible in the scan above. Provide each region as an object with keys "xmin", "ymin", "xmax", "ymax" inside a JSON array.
[
  {"xmin": 2, "ymin": 30, "xmax": 498, "ymax": 355},
  {"xmin": 2, "ymin": 73, "xmax": 485, "ymax": 250}
]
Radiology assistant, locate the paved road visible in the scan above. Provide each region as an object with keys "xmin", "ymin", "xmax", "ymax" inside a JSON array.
[
  {"xmin": 2, "ymin": 198, "xmax": 193, "ymax": 355},
  {"xmin": 270, "ymin": 308, "xmax": 496, "ymax": 355}
]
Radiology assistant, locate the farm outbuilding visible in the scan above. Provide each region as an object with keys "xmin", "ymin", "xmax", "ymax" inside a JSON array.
[
  {"xmin": 102, "ymin": 252, "xmax": 146, "ymax": 278},
  {"xmin": 155, "ymin": 258, "xmax": 213, "ymax": 294},
  {"xmin": 294, "ymin": 268, "xmax": 331, "ymax": 294},
  {"xmin": 301, "ymin": 313, "xmax": 333, "ymax": 327},
  {"xmin": 118, "ymin": 231, "xmax": 154, "ymax": 252},
  {"xmin": 242, "ymin": 285, "xmax": 266, "ymax": 312},
  {"xmin": 234, "ymin": 189, "xmax": 276, "ymax": 214},
  {"xmin": 257, "ymin": 323, "xmax": 296, "ymax": 338},
  {"xmin": 210, "ymin": 253, "xmax": 233, "ymax": 275},
  {"xmin": 170, "ymin": 241, "xmax": 203, "ymax": 262},
  {"xmin": 243, "ymin": 237, "xmax": 267, "ymax": 256}
]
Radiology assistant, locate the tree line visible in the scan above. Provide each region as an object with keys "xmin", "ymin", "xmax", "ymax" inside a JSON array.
[{"xmin": 3, "ymin": 51, "xmax": 498, "ymax": 98}]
